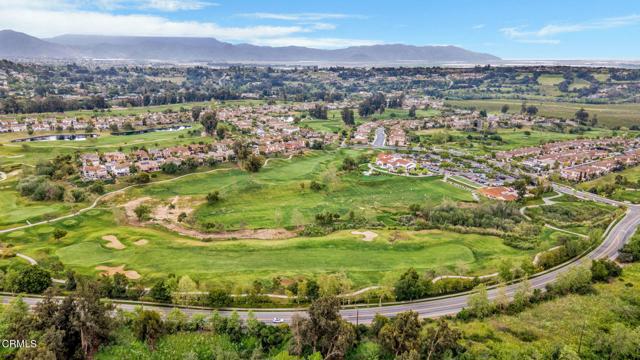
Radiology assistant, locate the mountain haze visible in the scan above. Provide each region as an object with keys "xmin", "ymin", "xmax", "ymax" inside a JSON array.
[{"xmin": 0, "ymin": 30, "xmax": 500, "ymax": 63}]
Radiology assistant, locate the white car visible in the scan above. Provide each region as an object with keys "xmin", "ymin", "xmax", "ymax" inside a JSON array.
[{"xmin": 272, "ymin": 317, "xmax": 284, "ymax": 324}]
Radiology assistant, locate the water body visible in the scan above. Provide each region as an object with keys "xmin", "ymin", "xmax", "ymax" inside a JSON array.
[
  {"xmin": 111, "ymin": 125, "xmax": 192, "ymax": 136},
  {"xmin": 11, "ymin": 133, "xmax": 99, "ymax": 143}
]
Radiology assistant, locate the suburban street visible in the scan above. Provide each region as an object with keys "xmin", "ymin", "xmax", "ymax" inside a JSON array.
[
  {"xmin": 372, "ymin": 127, "xmax": 386, "ymax": 147},
  {"xmin": 3, "ymin": 184, "xmax": 638, "ymax": 324}
]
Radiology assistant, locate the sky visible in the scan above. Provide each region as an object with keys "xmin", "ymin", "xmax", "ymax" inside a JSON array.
[{"xmin": 1, "ymin": 0, "xmax": 640, "ymax": 59}]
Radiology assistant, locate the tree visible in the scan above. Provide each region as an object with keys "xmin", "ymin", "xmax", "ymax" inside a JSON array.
[
  {"xmin": 467, "ymin": 284, "xmax": 493, "ymax": 318},
  {"xmin": 526, "ymin": 105, "xmax": 539, "ymax": 117},
  {"xmin": 501, "ymin": 104, "xmax": 510, "ymax": 113},
  {"xmin": 378, "ymin": 311, "xmax": 421, "ymax": 357},
  {"xmin": 341, "ymin": 108, "xmax": 355, "ymax": 126},
  {"xmin": 7, "ymin": 266, "xmax": 52, "ymax": 294},
  {"xmin": 52, "ymin": 228, "xmax": 67, "ymax": 240},
  {"xmin": 408, "ymin": 105, "xmax": 417, "ymax": 118},
  {"xmin": 208, "ymin": 288, "xmax": 232, "ymax": 307},
  {"xmin": 134, "ymin": 204, "xmax": 152, "ymax": 221},
  {"xmin": 591, "ymin": 259, "xmax": 622, "ymax": 282},
  {"xmin": 340, "ymin": 156, "xmax": 359, "ymax": 171},
  {"xmin": 206, "ymin": 190, "xmax": 221, "ymax": 204},
  {"xmin": 244, "ymin": 154, "xmax": 265, "ymax": 172},
  {"xmin": 200, "ymin": 111, "xmax": 218, "ymax": 135},
  {"xmin": 512, "ymin": 178, "xmax": 528, "ymax": 201},
  {"xmin": 575, "ymin": 108, "xmax": 589, "ymax": 124},
  {"xmin": 290, "ymin": 296, "xmax": 356, "ymax": 359},
  {"xmin": 133, "ymin": 310, "xmax": 164, "ymax": 350},
  {"xmin": 191, "ymin": 106, "xmax": 202, "ymax": 122},
  {"xmin": 394, "ymin": 268, "xmax": 427, "ymax": 301},
  {"xmin": 173, "ymin": 275, "xmax": 198, "ymax": 305},
  {"xmin": 149, "ymin": 279, "xmax": 171, "ymax": 302},
  {"xmin": 420, "ymin": 319, "xmax": 464, "ymax": 360},
  {"xmin": 309, "ymin": 104, "xmax": 328, "ymax": 119},
  {"xmin": 71, "ymin": 281, "xmax": 114, "ymax": 359}
]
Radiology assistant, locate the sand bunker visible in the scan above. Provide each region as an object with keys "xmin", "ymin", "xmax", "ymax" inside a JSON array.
[
  {"xmin": 96, "ymin": 265, "xmax": 141, "ymax": 279},
  {"xmin": 134, "ymin": 239, "xmax": 149, "ymax": 246},
  {"xmin": 351, "ymin": 231, "xmax": 378, "ymax": 242},
  {"xmin": 102, "ymin": 235, "xmax": 125, "ymax": 250}
]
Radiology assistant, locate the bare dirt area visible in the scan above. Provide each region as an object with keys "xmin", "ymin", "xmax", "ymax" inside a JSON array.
[
  {"xmin": 134, "ymin": 239, "xmax": 149, "ymax": 246},
  {"xmin": 351, "ymin": 230, "xmax": 379, "ymax": 242},
  {"xmin": 149, "ymin": 196, "xmax": 297, "ymax": 241},
  {"xmin": 165, "ymin": 223, "xmax": 297, "ymax": 241},
  {"xmin": 102, "ymin": 235, "xmax": 125, "ymax": 250},
  {"xmin": 96, "ymin": 265, "xmax": 141, "ymax": 279},
  {"xmin": 122, "ymin": 197, "xmax": 152, "ymax": 222}
]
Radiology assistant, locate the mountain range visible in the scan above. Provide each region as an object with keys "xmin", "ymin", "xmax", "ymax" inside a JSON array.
[{"xmin": 0, "ymin": 29, "xmax": 500, "ymax": 64}]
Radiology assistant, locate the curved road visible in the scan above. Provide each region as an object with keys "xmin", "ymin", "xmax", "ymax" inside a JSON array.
[{"xmin": 2, "ymin": 185, "xmax": 639, "ymax": 324}]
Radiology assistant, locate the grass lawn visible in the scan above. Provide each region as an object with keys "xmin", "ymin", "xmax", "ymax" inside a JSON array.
[
  {"xmin": 418, "ymin": 128, "xmax": 615, "ymax": 154},
  {"xmin": 524, "ymin": 194, "xmax": 619, "ymax": 235},
  {"xmin": 457, "ymin": 263, "xmax": 640, "ymax": 358},
  {"xmin": 0, "ymin": 177, "xmax": 86, "ymax": 230},
  {"xmin": 445, "ymin": 99, "xmax": 640, "ymax": 128},
  {"xmin": 1, "ymin": 208, "xmax": 537, "ymax": 288},
  {"xmin": 578, "ymin": 165, "xmax": 640, "ymax": 203},
  {"xmin": 128, "ymin": 149, "xmax": 473, "ymax": 230}
]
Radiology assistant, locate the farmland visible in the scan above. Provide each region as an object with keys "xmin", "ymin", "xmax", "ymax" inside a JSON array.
[{"xmin": 445, "ymin": 99, "xmax": 640, "ymax": 128}]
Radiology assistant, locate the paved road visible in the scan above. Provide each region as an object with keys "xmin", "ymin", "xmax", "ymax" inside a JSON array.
[
  {"xmin": 3, "ymin": 184, "xmax": 638, "ymax": 324},
  {"xmin": 372, "ymin": 127, "xmax": 386, "ymax": 147}
]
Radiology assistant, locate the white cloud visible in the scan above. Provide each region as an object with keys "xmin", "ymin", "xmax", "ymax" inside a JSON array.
[
  {"xmin": 501, "ymin": 14, "xmax": 640, "ymax": 44},
  {"xmin": 472, "ymin": 24, "xmax": 485, "ymax": 30},
  {"xmin": 0, "ymin": 1, "xmax": 378, "ymax": 48},
  {"xmin": 140, "ymin": 0, "xmax": 218, "ymax": 11},
  {"xmin": 84, "ymin": 0, "xmax": 218, "ymax": 11},
  {"xmin": 0, "ymin": 8, "xmax": 305, "ymax": 40},
  {"xmin": 238, "ymin": 12, "xmax": 365, "ymax": 21}
]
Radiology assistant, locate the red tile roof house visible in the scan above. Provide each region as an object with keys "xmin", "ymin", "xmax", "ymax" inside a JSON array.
[
  {"xmin": 82, "ymin": 165, "xmax": 109, "ymax": 181},
  {"xmin": 135, "ymin": 160, "xmax": 160, "ymax": 173},
  {"xmin": 478, "ymin": 186, "xmax": 519, "ymax": 201},
  {"xmin": 376, "ymin": 153, "xmax": 416, "ymax": 172}
]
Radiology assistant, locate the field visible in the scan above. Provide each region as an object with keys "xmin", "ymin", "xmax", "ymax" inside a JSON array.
[
  {"xmin": 417, "ymin": 127, "xmax": 616, "ymax": 154},
  {"xmin": 578, "ymin": 165, "xmax": 640, "ymax": 203},
  {"xmin": 456, "ymin": 263, "xmax": 640, "ymax": 358},
  {"xmin": 524, "ymin": 194, "xmax": 619, "ymax": 235},
  {"xmin": 127, "ymin": 149, "xmax": 473, "ymax": 230},
  {"xmin": 1, "ymin": 208, "xmax": 538, "ymax": 287},
  {"xmin": 1, "ymin": 147, "xmax": 568, "ymax": 288},
  {"xmin": 445, "ymin": 99, "xmax": 640, "ymax": 128}
]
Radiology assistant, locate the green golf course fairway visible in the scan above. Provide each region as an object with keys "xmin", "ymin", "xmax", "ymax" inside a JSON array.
[{"xmin": 3, "ymin": 209, "xmax": 538, "ymax": 288}]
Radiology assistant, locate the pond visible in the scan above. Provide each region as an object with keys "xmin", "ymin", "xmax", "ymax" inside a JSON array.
[
  {"xmin": 111, "ymin": 125, "xmax": 192, "ymax": 136},
  {"xmin": 11, "ymin": 133, "xmax": 99, "ymax": 142}
]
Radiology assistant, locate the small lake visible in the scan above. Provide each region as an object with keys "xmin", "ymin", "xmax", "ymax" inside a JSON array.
[
  {"xmin": 111, "ymin": 125, "xmax": 192, "ymax": 136},
  {"xmin": 11, "ymin": 133, "xmax": 100, "ymax": 143}
]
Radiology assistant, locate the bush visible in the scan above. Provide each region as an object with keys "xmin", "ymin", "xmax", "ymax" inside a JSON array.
[
  {"xmin": 591, "ymin": 259, "xmax": 622, "ymax": 282},
  {"xmin": 5, "ymin": 266, "xmax": 52, "ymax": 294}
]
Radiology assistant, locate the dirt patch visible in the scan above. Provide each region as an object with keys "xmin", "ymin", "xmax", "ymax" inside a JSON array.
[
  {"xmin": 152, "ymin": 196, "xmax": 202, "ymax": 224},
  {"xmin": 102, "ymin": 235, "xmax": 125, "ymax": 250},
  {"xmin": 121, "ymin": 196, "xmax": 152, "ymax": 222},
  {"xmin": 351, "ymin": 230, "xmax": 378, "ymax": 242},
  {"xmin": 166, "ymin": 222, "xmax": 297, "ymax": 241},
  {"xmin": 96, "ymin": 265, "xmax": 141, "ymax": 280},
  {"xmin": 134, "ymin": 239, "xmax": 149, "ymax": 246}
]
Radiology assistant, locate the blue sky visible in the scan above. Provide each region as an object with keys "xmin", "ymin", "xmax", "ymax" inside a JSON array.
[{"xmin": 1, "ymin": 0, "xmax": 640, "ymax": 59}]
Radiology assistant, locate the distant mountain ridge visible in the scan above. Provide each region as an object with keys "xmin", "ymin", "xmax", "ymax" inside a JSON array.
[{"xmin": 0, "ymin": 30, "xmax": 500, "ymax": 63}]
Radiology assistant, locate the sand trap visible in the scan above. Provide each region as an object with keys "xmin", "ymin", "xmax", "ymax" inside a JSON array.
[
  {"xmin": 134, "ymin": 239, "xmax": 149, "ymax": 246},
  {"xmin": 102, "ymin": 235, "xmax": 125, "ymax": 250},
  {"xmin": 96, "ymin": 265, "xmax": 141, "ymax": 279},
  {"xmin": 351, "ymin": 231, "xmax": 378, "ymax": 242}
]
